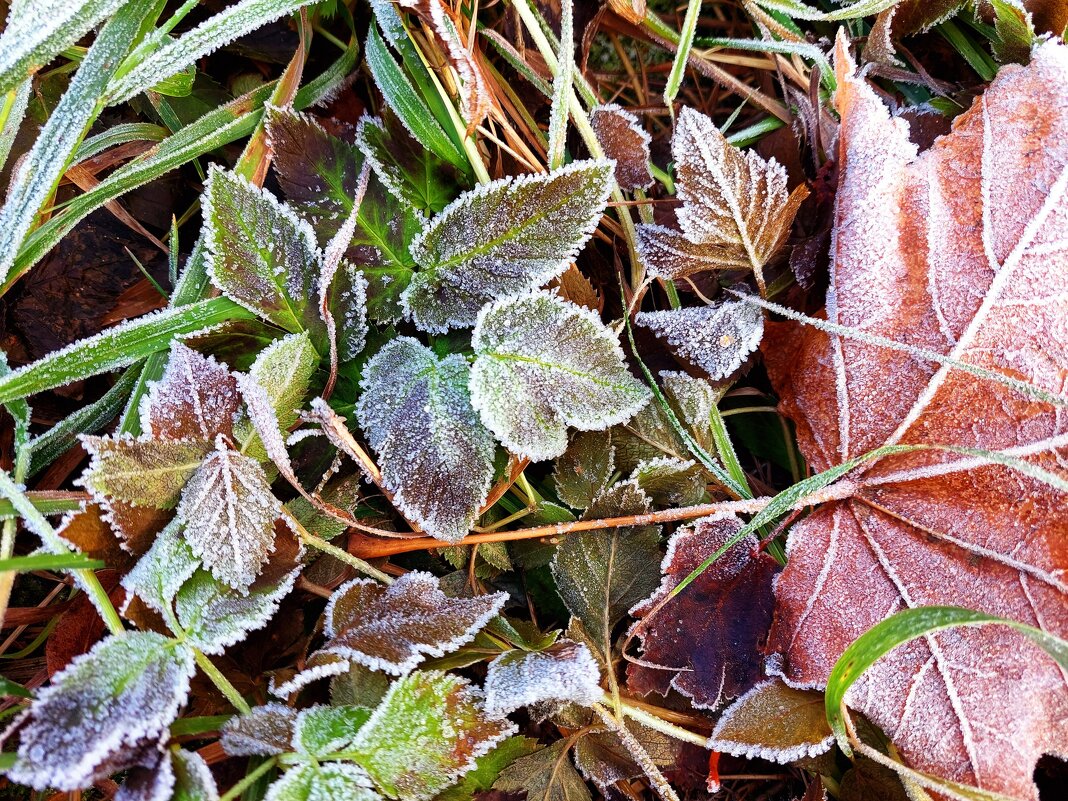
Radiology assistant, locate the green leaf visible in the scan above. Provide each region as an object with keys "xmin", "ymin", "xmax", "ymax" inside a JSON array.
[
  {"xmin": 402, "ymin": 161, "xmax": 614, "ymax": 332},
  {"xmin": 356, "ymin": 338, "xmax": 496, "ymax": 542},
  {"xmin": 470, "ymin": 291, "xmax": 650, "ymax": 461},
  {"xmin": 551, "ymin": 481, "xmax": 660, "ymax": 667},
  {"xmin": 494, "ymin": 740, "xmax": 592, "ymax": 801},
  {"xmin": 80, "ymin": 436, "xmax": 211, "ymax": 509},
  {"xmin": 990, "ymin": 0, "xmax": 1037, "ymax": 63},
  {"xmin": 709, "ymin": 679, "xmax": 833, "ymax": 763},
  {"xmin": 553, "ymin": 430, "xmax": 615, "ymax": 510},
  {"xmin": 204, "ymin": 165, "xmax": 321, "ymax": 334},
  {"xmin": 356, "ymin": 113, "xmax": 465, "ymax": 214},
  {"xmin": 0, "ymin": 296, "xmax": 253, "ymax": 406},
  {"xmin": 265, "ymin": 763, "xmax": 380, "ymax": 801},
  {"xmin": 630, "ymin": 457, "xmax": 706, "ymax": 507},
  {"xmin": 351, "ymin": 670, "xmax": 515, "ymax": 801},
  {"xmin": 4, "ymin": 631, "xmax": 195, "ymax": 790},
  {"xmin": 293, "ymin": 705, "xmax": 371, "ymax": 757},
  {"xmin": 433, "ymin": 736, "xmax": 540, "ymax": 801},
  {"xmin": 120, "ymin": 519, "xmax": 200, "ymax": 618},
  {"xmin": 0, "ymin": 552, "xmax": 104, "ymax": 573},
  {"xmin": 176, "ymin": 437, "xmax": 282, "ymax": 589}
]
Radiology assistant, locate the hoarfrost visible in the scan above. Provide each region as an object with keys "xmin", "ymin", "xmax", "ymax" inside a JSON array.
[
  {"xmin": 589, "ymin": 104, "xmax": 653, "ymax": 191},
  {"xmin": 484, "ymin": 640, "xmax": 602, "ymax": 715},
  {"xmin": 140, "ymin": 342, "xmax": 240, "ymax": 440},
  {"xmin": 221, "ymin": 704, "xmax": 298, "ymax": 757}
]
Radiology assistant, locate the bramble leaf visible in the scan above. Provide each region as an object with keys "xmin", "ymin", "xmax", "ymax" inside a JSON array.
[
  {"xmin": 293, "ymin": 705, "xmax": 371, "ymax": 756},
  {"xmin": 484, "ymin": 640, "xmax": 602, "ymax": 715},
  {"xmin": 494, "ymin": 740, "xmax": 592, "ymax": 801},
  {"xmin": 628, "ymin": 515, "xmax": 778, "ymax": 710},
  {"xmin": 356, "ymin": 337, "xmax": 495, "ymax": 542},
  {"xmin": 322, "ymin": 261, "xmax": 369, "ymax": 363},
  {"xmin": 80, "ymin": 436, "xmax": 211, "ymax": 510},
  {"xmin": 3, "ymin": 632, "xmax": 195, "ymax": 790},
  {"xmin": 140, "ymin": 343, "xmax": 240, "ymax": 441},
  {"xmin": 265, "ymin": 763, "xmax": 380, "ymax": 801},
  {"xmin": 551, "ymin": 481, "xmax": 660, "ymax": 667},
  {"xmin": 204, "ymin": 165, "xmax": 321, "ymax": 334},
  {"xmin": 631, "ymin": 457, "xmax": 706, "ymax": 507},
  {"xmin": 553, "ymin": 430, "xmax": 615, "ymax": 510},
  {"xmin": 636, "ymin": 298, "xmax": 764, "ymax": 381},
  {"xmin": 120, "ymin": 519, "xmax": 200, "ymax": 617},
  {"xmin": 572, "ymin": 718, "xmax": 680, "ymax": 792},
  {"xmin": 660, "ymin": 371, "xmax": 718, "ymax": 432},
  {"xmin": 708, "ymin": 679, "xmax": 834, "ymax": 763},
  {"xmin": 433, "ymin": 736, "xmax": 540, "ymax": 801},
  {"xmin": 402, "ymin": 162, "xmax": 614, "ymax": 332},
  {"xmin": 314, "ymin": 571, "xmax": 506, "ymax": 675},
  {"xmin": 221, "ymin": 704, "xmax": 298, "ymax": 757},
  {"xmin": 589, "ymin": 104, "xmax": 652, "ymax": 191},
  {"xmin": 470, "ymin": 291, "xmax": 650, "ymax": 461},
  {"xmin": 176, "ymin": 436, "xmax": 282, "ymax": 590},
  {"xmin": 351, "ymin": 670, "xmax": 515, "ymax": 801}
]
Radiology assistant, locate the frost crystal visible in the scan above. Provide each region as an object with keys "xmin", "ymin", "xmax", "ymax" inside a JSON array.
[
  {"xmin": 176, "ymin": 435, "xmax": 281, "ymax": 590},
  {"xmin": 203, "ymin": 165, "xmax": 321, "ymax": 334},
  {"xmin": 80, "ymin": 435, "xmax": 211, "ymax": 510},
  {"xmin": 401, "ymin": 161, "xmax": 615, "ymax": 332},
  {"xmin": 140, "ymin": 342, "xmax": 240, "ymax": 440},
  {"xmin": 484, "ymin": 640, "xmax": 602, "ymax": 715},
  {"xmin": 3, "ymin": 632, "xmax": 195, "ymax": 790},
  {"xmin": 356, "ymin": 337, "xmax": 496, "ymax": 542},
  {"xmin": 351, "ymin": 670, "xmax": 515, "ymax": 801},
  {"xmin": 636, "ymin": 298, "xmax": 764, "ymax": 380},
  {"xmin": 323, "ymin": 261, "xmax": 369, "ymax": 364},
  {"xmin": 470, "ymin": 291, "xmax": 651, "ymax": 461},
  {"xmin": 316, "ymin": 571, "xmax": 506, "ymax": 675},
  {"xmin": 589, "ymin": 104, "xmax": 653, "ymax": 191},
  {"xmin": 265, "ymin": 762, "xmax": 379, "ymax": 801},
  {"xmin": 221, "ymin": 704, "xmax": 298, "ymax": 757},
  {"xmin": 120, "ymin": 519, "xmax": 200, "ymax": 617}
]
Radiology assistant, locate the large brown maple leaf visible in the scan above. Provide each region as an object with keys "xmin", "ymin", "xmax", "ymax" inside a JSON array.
[{"xmin": 763, "ymin": 36, "xmax": 1068, "ymax": 800}]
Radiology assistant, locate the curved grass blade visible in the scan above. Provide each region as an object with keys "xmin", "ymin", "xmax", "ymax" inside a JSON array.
[
  {"xmin": 0, "ymin": 552, "xmax": 105, "ymax": 573},
  {"xmin": 664, "ymin": 0, "xmax": 701, "ymax": 109}
]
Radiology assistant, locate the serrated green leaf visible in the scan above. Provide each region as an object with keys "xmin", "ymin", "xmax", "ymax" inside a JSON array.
[
  {"xmin": 171, "ymin": 749, "xmax": 219, "ymax": 801},
  {"xmin": 81, "ymin": 436, "xmax": 211, "ymax": 509},
  {"xmin": 553, "ymin": 430, "xmax": 615, "ymax": 510},
  {"xmin": 402, "ymin": 161, "xmax": 614, "ymax": 332},
  {"xmin": 432, "ymin": 736, "xmax": 540, "ymax": 801},
  {"xmin": 484, "ymin": 640, "xmax": 602, "ymax": 716},
  {"xmin": 470, "ymin": 291, "xmax": 650, "ymax": 461},
  {"xmin": 356, "ymin": 337, "xmax": 495, "ymax": 542},
  {"xmin": 120, "ymin": 519, "xmax": 200, "ymax": 617},
  {"xmin": 204, "ymin": 165, "xmax": 321, "ymax": 334},
  {"xmin": 265, "ymin": 763, "xmax": 380, "ymax": 801},
  {"xmin": 4, "ymin": 632, "xmax": 195, "ymax": 790},
  {"xmin": 293, "ymin": 705, "xmax": 371, "ymax": 757},
  {"xmin": 351, "ymin": 670, "xmax": 515, "ymax": 801}
]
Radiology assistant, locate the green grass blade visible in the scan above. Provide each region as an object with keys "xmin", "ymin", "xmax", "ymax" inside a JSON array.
[
  {"xmin": 0, "ymin": 552, "xmax": 105, "ymax": 573},
  {"xmin": 0, "ymin": 492, "xmax": 85, "ymax": 520},
  {"xmin": 0, "ymin": 80, "xmax": 31, "ymax": 172},
  {"xmin": 72, "ymin": 121, "xmax": 168, "ymax": 164},
  {"xmin": 755, "ymin": 0, "xmax": 898, "ymax": 21},
  {"xmin": 664, "ymin": 0, "xmax": 701, "ymax": 109},
  {"xmin": 0, "ymin": 297, "xmax": 253, "ymax": 405}
]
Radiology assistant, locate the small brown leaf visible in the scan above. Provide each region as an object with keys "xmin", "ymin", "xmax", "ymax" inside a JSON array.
[
  {"xmin": 140, "ymin": 343, "xmax": 240, "ymax": 441},
  {"xmin": 589, "ymin": 104, "xmax": 653, "ymax": 191},
  {"xmin": 627, "ymin": 515, "xmax": 778, "ymax": 710}
]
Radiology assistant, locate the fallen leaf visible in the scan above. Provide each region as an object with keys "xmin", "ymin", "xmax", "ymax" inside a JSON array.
[
  {"xmin": 494, "ymin": 739, "xmax": 592, "ymax": 801},
  {"xmin": 763, "ymin": 37, "xmax": 1068, "ymax": 799},
  {"xmin": 628, "ymin": 515, "xmax": 778, "ymax": 710},
  {"xmin": 140, "ymin": 342, "xmax": 239, "ymax": 441},
  {"xmin": 589, "ymin": 104, "xmax": 653, "ymax": 191}
]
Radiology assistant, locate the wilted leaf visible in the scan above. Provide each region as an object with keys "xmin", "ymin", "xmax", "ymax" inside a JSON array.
[
  {"xmin": 636, "ymin": 106, "xmax": 807, "ymax": 290},
  {"xmin": 628, "ymin": 515, "xmax": 778, "ymax": 710},
  {"xmin": 636, "ymin": 298, "xmax": 764, "ymax": 381},
  {"xmin": 589, "ymin": 104, "xmax": 653, "ymax": 191},
  {"xmin": 572, "ymin": 718, "xmax": 680, "ymax": 792},
  {"xmin": 221, "ymin": 704, "xmax": 298, "ymax": 757},
  {"xmin": 484, "ymin": 640, "xmax": 602, "ymax": 715},
  {"xmin": 762, "ymin": 38, "xmax": 1068, "ymax": 799},
  {"xmin": 80, "ymin": 436, "xmax": 211, "ymax": 510},
  {"xmin": 176, "ymin": 436, "xmax": 282, "ymax": 590},
  {"xmin": 356, "ymin": 337, "xmax": 496, "ymax": 542},
  {"xmin": 709, "ymin": 679, "xmax": 833, "ymax": 763},
  {"xmin": 553, "ymin": 430, "xmax": 615, "ymax": 510},
  {"xmin": 631, "ymin": 457, "xmax": 706, "ymax": 507},
  {"xmin": 204, "ymin": 165, "xmax": 321, "ymax": 334},
  {"xmin": 494, "ymin": 740, "xmax": 592, "ymax": 801},
  {"xmin": 316, "ymin": 571, "xmax": 506, "ymax": 675},
  {"xmin": 402, "ymin": 162, "xmax": 614, "ymax": 332},
  {"xmin": 351, "ymin": 670, "xmax": 515, "ymax": 801},
  {"xmin": 140, "ymin": 343, "xmax": 240, "ymax": 440},
  {"xmin": 265, "ymin": 763, "xmax": 379, "ymax": 801},
  {"xmin": 3, "ymin": 632, "xmax": 194, "ymax": 790},
  {"xmin": 292, "ymin": 704, "xmax": 371, "ymax": 756},
  {"xmin": 552, "ymin": 481, "xmax": 661, "ymax": 667},
  {"xmin": 470, "ymin": 291, "xmax": 650, "ymax": 461}
]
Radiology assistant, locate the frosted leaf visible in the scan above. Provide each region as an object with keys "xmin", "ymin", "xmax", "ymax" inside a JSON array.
[
  {"xmin": 120, "ymin": 519, "xmax": 200, "ymax": 617},
  {"xmin": 176, "ymin": 435, "xmax": 282, "ymax": 590},
  {"xmin": 551, "ymin": 481, "xmax": 661, "ymax": 667},
  {"xmin": 630, "ymin": 457, "xmax": 706, "ymax": 507},
  {"xmin": 204, "ymin": 165, "xmax": 321, "ymax": 334},
  {"xmin": 175, "ymin": 566, "xmax": 298, "ymax": 654},
  {"xmin": 221, "ymin": 704, "xmax": 298, "ymax": 757},
  {"xmin": 293, "ymin": 705, "xmax": 371, "ymax": 756},
  {"xmin": 636, "ymin": 298, "xmax": 764, "ymax": 381},
  {"xmin": 552, "ymin": 430, "xmax": 615, "ymax": 510},
  {"xmin": 80, "ymin": 435, "xmax": 211, "ymax": 510},
  {"xmin": 356, "ymin": 113, "xmax": 464, "ymax": 214},
  {"xmin": 434, "ymin": 736, "xmax": 539, "ymax": 801},
  {"xmin": 401, "ymin": 161, "xmax": 615, "ymax": 332},
  {"xmin": 234, "ymin": 332, "xmax": 318, "ymax": 459},
  {"xmin": 635, "ymin": 222, "xmax": 750, "ymax": 281},
  {"xmin": 322, "ymin": 261, "xmax": 369, "ymax": 364},
  {"xmin": 140, "ymin": 342, "xmax": 240, "ymax": 440},
  {"xmin": 114, "ymin": 748, "xmax": 175, "ymax": 801},
  {"xmin": 609, "ymin": 400, "xmax": 689, "ymax": 473},
  {"xmin": 484, "ymin": 640, "xmax": 602, "ymax": 716},
  {"xmin": 470, "ymin": 291, "xmax": 651, "ymax": 461},
  {"xmin": 330, "ymin": 664, "xmax": 392, "ymax": 709},
  {"xmin": 660, "ymin": 371, "xmax": 718, "ymax": 431},
  {"xmin": 493, "ymin": 739, "xmax": 592, "ymax": 801},
  {"xmin": 589, "ymin": 104, "xmax": 653, "ymax": 191},
  {"xmin": 269, "ymin": 651, "xmax": 352, "ymax": 698},
  {"xmin": 315, "ymin": 571, "xmax": 506, "ymax": 675},
  {"xmin": 3, "ymin": 631, "xmax": 195, "ymax": 790},
  {"xmin": 355, "ymin": 337, "xmax": 495, "ymax": 542},
  {"xmin": 572, "ymin": 718, "xmax": 680, "ymax": 793},
  {"xmin": 351, "ymin": 670, "xmax": 515, "ymax": 801},
  {"xmin": 708, "ymin": 679, "xmax": 834, "ymax": 763},
  {"xmin": 661, "ymin": 105, "xmax": 809, "ymax": 289},
  {"xmin": 265, "ymin": 762, "xmax": 380, "ymax": 801},
  {"xmin": 171, "ymin": 749, "xmax": 219, "ymax": 801}
]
